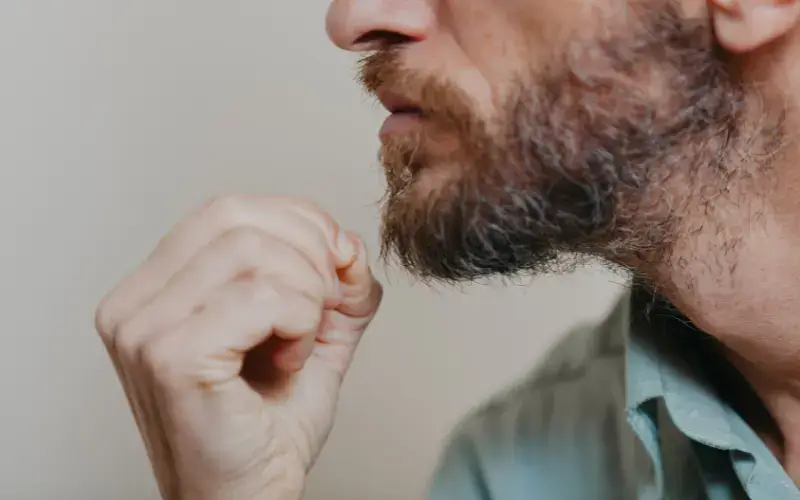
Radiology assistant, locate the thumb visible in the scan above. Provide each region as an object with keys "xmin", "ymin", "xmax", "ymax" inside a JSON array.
[
  {"xmin": 335, "ymin": 232, "xmax": 383, "ymax": 319},
  {"xmin": 308, "ymin": 234, "xmax": 381, "ymax": 378}
]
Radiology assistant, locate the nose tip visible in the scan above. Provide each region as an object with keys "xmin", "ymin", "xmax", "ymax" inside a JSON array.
[{"xmin": 326, "ymin": 0, "xmax": 435, "ymax": 52}]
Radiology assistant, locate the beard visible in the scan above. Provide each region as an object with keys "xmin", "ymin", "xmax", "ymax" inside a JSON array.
[{"xmin": 360, "ymin": 4, "xmax": 783, "ymax": 283}]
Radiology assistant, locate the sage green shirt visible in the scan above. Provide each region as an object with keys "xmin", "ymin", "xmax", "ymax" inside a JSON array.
[{"xmin": 429, "ymin": 287, "xmax": 800, "ymax": 499}]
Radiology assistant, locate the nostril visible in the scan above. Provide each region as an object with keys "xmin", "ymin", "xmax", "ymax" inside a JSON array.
[{"xmin": 354, "ymin": 30, "xmax": 416, "ymax": 50}]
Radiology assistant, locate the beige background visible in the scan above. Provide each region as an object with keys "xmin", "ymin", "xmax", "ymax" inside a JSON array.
[{"xmin": 0, "ymin": 1, "xmax": 625, "ymax": 499}]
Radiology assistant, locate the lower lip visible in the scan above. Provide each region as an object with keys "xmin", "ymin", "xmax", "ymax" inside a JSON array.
[{"xmin": 379, "ymin": 112, "xmax": 423, "ymax": 140}]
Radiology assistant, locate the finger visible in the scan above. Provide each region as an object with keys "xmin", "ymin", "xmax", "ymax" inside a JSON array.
[
  {"xmin": 267, "ymin": 233, "xmax": 378, "ymax": 376},
  {"xmin": 141, "ymin": 280, "xmax": 323, "ymax": 387},
  {"xmin": 284, "ymin": 201, "xmax": 357, "ymax": 267},
  {"xmin": 112, "ymin": 227, "xmax": 333, "ymax": 353},
  {"xmin": 335, "ymin": 232, "xmax": 383, "ymax": 319},
  {"xmin": 309, "ymin": 234, "xmax": 383, "ymax": 378},
  {"xmin": 96, "ymin": 196, "xmax": 336, "ymax": 339},
  {"xmin": 271, "ymin": 333, "xmax": 317, "ymax": 373}
]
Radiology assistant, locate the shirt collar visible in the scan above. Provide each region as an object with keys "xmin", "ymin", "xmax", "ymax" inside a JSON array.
[
  {"xmin": 624, "ymin": 287, "xmax": 734, "ymax": 448},
  {"xmin": 623, "ymin": 285, "xmax": 799, "ymax": 497}
]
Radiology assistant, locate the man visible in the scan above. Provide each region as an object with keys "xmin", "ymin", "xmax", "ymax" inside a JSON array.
[{"xmin": 94, "ymin": 0, "xmax": 800, "ymax": 498}]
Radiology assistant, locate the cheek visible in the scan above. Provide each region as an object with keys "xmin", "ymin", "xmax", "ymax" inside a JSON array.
[
  {"xmin": 459, "ymin": 0, "xmax": 625, "ymax": 71},
  {"xmin": 434, "ymin": 1, "xmax": 532, "ymax": 117},
  {"xmin": 403, "ymin": 35, "xmax": 497, "ymax": 121},
  {"xmin": 437, "ymin": 0, "xmax": 600, "ymax": 120}
]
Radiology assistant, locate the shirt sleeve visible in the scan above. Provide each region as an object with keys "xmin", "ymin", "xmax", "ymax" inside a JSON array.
[
  {"xmin": 425, "ymin": 322, "xmax": 630, "ymax": 500},
  {"xmin": 428, "ymin": 429, "xmax": 494, "ymax": 500}
]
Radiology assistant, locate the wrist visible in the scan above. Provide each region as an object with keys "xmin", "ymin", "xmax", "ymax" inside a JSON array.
[{"xmin": 173, "ymin": 467, "xmax": 305, "ymax": 500}]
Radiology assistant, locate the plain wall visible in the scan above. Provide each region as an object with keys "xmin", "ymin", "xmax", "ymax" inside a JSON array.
[{"xmin": 0, "ymin": 1, "xmax": 625, "ymax": 499}]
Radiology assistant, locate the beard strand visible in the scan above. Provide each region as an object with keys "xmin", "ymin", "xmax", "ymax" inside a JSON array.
[{"xmin": 370, "ymin": 4, "xmax": 782, "ymax": 284}]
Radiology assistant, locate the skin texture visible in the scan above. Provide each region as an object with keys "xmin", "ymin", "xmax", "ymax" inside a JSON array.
[
  {"xmin": 98, "ymin": 0, "xmax": 800, "ymax": 498},
  {"xmin": 331, "ymin": 0, "xmax": 800, "ymax": 483}
]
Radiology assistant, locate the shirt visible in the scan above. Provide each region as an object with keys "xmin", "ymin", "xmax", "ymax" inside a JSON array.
[{"xmin": 428, "ymin": 285, "xmax": 800, "ymax": 499}]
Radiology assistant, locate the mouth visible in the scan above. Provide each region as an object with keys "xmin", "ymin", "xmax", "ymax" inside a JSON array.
[{"xmin": 377, "ymin": 88, "xmax": 424, "ymax": 139}]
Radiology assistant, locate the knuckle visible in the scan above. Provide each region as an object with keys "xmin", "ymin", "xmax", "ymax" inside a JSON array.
[
  {"xmin": 94, "ymin": 296, "xmax": 116, "ymax": 340},
  {"xmin": 140, "ymin": 336, "xmax": 178, "ymax": 376},
  {"xmin": 230, "ymin": 279, "xmax": 280, "ymax": 306},
  {"xmin": 288, "ymin": 284, "xmax": 324, "ymax": 316},
  {"xmin": 295, "ymin": 199, "xmax": 339, "ymax": 232},
  {"xmin": 292, "ymin": 197, "xmax": 324, "ymax": 215},
  {"xmin": 252, "ymin": 280, "xmax": 284, "ymax": 304},
  {"xmin": 224, "ymin": 226, "xmax": 268, "ymax": 258},
  {"xmin": 114, "ymin": 320, "xmax": 144, "ymax": 357},
  {"xmin": 273, "ymin": 274, "xmax": 327, "ymax": 307},
  {"xmin": 297, "ymin": 296, "xmax": 324, "ymax": 331},
  {"xmin": 244, "ymin": 279, "xmax": 320, "ymax": 310},
  {"xmin": 305, "ymin": 274, "xmax": 328, "ymax": 301},
  {"xmin": 319, "ymin": 209, "xmax": 340, "ymax": 232},
  {"xmin": 201, "ymin": 194, "xmax": 248, "ymax": 226}
]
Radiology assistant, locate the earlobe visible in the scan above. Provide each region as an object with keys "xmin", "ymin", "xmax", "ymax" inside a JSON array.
[{"xmin": 710, "ymin": 0, "xmax": 800, "ymax": 53}]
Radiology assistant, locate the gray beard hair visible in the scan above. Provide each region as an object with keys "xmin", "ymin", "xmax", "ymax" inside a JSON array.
[{"xmin": 377, "ymin": 4, "xmax": 785, "ymax": 285}]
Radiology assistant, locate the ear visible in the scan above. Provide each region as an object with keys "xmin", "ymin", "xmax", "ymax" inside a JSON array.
[{"xmin": 710, "ymin": 0, "xmax": 800, "ymax": 53}]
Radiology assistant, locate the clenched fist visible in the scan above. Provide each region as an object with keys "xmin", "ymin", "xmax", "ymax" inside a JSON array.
[{"xmin": 95, "ymin": 195, "xmax": 383, "ymax": 500}]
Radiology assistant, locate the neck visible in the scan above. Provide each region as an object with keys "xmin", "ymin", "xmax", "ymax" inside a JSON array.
[
  {"xmin": 626, "ymin": 37, "xmax": 800, "ymax": 478},
  {"xmin": 647, "ymin": 141, "xmax": 800, "ymax": 480},
  {"xmin": 725, "ymin": 348, "xmax": 800, "ymax": 478}
]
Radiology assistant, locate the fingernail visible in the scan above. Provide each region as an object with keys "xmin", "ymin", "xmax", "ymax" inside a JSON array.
[{"xmin": 337, "ymin": 231, "xmax": 356, "ymax": 263}]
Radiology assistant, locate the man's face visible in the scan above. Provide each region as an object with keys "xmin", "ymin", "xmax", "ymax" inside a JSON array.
[{"xmin": 326, "ymin": 0, "xmax": 775, "ymax": 282}]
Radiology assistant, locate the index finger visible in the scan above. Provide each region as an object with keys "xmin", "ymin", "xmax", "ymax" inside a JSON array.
[{"xmin": 95, "ymin": 195, "xmax": 343, "ymax": 337}]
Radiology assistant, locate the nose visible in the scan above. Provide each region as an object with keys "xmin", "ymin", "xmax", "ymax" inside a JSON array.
[{"xmin": 326, "ymin": 0, "xmax": 436, "ymax": 51}]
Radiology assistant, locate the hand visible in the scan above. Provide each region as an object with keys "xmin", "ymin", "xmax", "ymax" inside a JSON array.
[{"xmin": 94, "ymin": 195, "xmax": 383, "ymax": 500}]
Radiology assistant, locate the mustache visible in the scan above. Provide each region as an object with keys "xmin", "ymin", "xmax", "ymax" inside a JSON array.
[
  {"xmin": 357, "ymin": 50, "xmax": 480, "ymax": 136},
  {"xmin": 357, "ymin": 49, "xmax": 402, "ymax": 95}
]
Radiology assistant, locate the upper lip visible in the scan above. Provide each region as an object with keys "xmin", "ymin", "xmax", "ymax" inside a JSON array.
[{"xmin": 376, "ymin": 88, "xmax": 422, "ymax": 114}]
